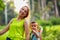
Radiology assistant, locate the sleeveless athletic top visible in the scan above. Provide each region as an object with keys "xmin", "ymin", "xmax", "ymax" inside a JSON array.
[{"xmin": 8, "ymin": 18, "xmax": 25, "ymax": 40}]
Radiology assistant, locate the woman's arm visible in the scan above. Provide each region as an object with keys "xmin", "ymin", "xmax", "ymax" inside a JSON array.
[
  {"xmin": 24, "ymin": 20, "xmax": 30, "ymax": 40},
  {"xmin": 0, "ymin": 19, "xmax": 13, "ymax": 35}
]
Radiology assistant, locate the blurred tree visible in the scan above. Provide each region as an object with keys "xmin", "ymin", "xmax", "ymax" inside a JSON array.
[
  {"xmin": 30, "ymin": 0, "xmax": 35, "ymax": 21},
  {"xmin": 57, "ymin": 0, "xmax": 60, "ymax": 16},
  {"xmin": 30, "ymin": 0, "xmax": 60, "ymax": 21},
  {"xmin": 32, "ymin": 0, "xmax": 34, "ymax": 13},
  {"xmin": 0, "ymin": 0, "xmax": 5, "ymax": 11},
  {"xmin": 7, "ymin": 0, "xmax": 16, "ymax": 23},
  {"xmin": 0, "ymin": 0, "xmax": 5, "ymax": 25},
  {"xmin": 38, "ymin": 0, "xmax": 40, "ymax": 12},
  {"xmin": 52, "ymin": 0, "xmax": 59, "ymax": 17}
]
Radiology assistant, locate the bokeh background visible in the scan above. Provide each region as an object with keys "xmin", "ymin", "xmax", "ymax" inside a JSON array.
[{"xmin": 0, "ymin": 0, "xmax": 60, "ymax": 40}]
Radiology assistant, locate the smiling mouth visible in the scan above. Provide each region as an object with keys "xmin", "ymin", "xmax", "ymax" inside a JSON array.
[{"xmin": 21, "ymin": 13, "xmax": 24, "ymax": 15}]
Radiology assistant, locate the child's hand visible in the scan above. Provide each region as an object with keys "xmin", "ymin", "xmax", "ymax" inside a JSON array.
[
  {"xmin": 32, "ymin": 30, "xmax": 36, "ymax": 32},
  {"xmin": 32, "ymin": 29, "xmax": 37, "ymax": 33},
  {"xmin": 32, "ymin": 29, "xmax": 40, "ymax": 38}
]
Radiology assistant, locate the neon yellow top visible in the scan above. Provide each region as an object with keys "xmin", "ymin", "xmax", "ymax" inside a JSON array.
[{"xmin": 8, "ymin": 18, "xmax": 25, "ymax": 40}]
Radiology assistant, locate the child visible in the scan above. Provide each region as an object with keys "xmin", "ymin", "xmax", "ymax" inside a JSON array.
[{"xmin": 30, "ymin": 22, "xmax": 43, "ymax": 40}]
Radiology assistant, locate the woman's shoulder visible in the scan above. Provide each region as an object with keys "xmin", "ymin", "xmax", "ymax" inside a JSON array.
[
  {"xmin": 12, "ymin": 18, "xmax": 18, "ymax": 21},
  {"xmin": 9, "ymin": 18, "xmax": 17, "ymax": 23},
  {"xmin": 24, "ymin": 19, "xmax": 28, "ymax": 23},
  {"xmin": 9, "ymin": 18, "xmax": 14, "ymax": 23}
]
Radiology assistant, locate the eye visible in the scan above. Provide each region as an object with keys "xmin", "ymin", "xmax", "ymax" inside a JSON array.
[
  {"xmin": 24, "ymin": 10, "xmax": 27, "ymax": 13},
  {"xmin": 22, "ymin": 8, "xmax": 24, "ymax": 10},
  {"xmin": 32, "ymin": 25, "xmax": 36, "ymax": 27}
]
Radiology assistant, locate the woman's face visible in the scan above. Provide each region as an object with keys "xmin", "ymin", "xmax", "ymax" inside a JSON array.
[
  {"xmin": 31, "ymin": 23, "xmax": 38, "ymax": 30},
  {"xmin": 19, "ymin": 6, "xmax": 28, "ymax": 18}
]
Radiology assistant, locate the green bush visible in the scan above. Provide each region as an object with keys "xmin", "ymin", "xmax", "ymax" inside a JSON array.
[
  {"xmin": 36, "ymin": 20, "xmax": 52, "ymax": 26},
  {"xmin": 43, "ymin": 25, "xmax": 60, "ymax": 40},
  {"xmin": 36, "ymin": 17, "xmax": 60, "ymax": 26},
  {"xmin": 50, "ymin": 17, "xmax": 60, "ymax": 25}
]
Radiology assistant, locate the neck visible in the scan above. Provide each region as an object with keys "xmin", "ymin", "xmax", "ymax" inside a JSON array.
[{"xmin": 17, "ymin": 16, "xmax": 23, "ymax": 20}]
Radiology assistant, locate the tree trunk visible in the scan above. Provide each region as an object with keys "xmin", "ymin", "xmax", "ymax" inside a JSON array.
[
  {"xmin": 53, "ymin": 0, "xmax": 59, "ymax": 17},
  {"xmin": 41, "ymin": 0, "xmax": 46, "ymax": 10},
  {"xmin": 41, "ymin": 0, "xmax": 46, "ymax": 20},
  {"xmin": 38, "ymin": 0, "xmax": 40, "ymax": 12},
  {"xmin": 32, "ymin": 0, "xmax": 34, "ymax": 13}
]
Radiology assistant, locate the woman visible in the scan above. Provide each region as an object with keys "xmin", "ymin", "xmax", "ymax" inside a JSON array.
[{"xmin": 0, "ymin": 6, "xmax": 30, "ymax": 40}]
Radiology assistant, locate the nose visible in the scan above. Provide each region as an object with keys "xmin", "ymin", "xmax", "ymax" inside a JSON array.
[
  {"xmin": 32, "ymin": 26, "xmax": 35, "ymax": 27},
  {"xmin": 22, "ymin": 10, "xmax": 24, "ymax": 13}
]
